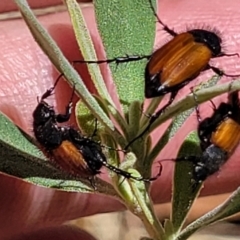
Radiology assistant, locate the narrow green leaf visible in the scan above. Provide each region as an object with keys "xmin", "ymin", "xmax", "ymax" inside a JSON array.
[
  {"xmin": 178, "ymin": 187, "xmax": 240, "ymax": 240},
  {"xmin": 102, "ymin": 99, "xmax": 129, "ymax": 141},
  {"xmin": 65, "ymin": 0, "xmax": 115, "ymax": 106},
  {"xmin": 94, "ymin": 0, "xmax": 156, "ymax": 107},
  {"xmin": 127, "ymin": 101, "xmax": 143, "ymax": 138},
  {"xmin": 130, "ymin": 174, "xmax": 164, "ymax": 240},
  {"xmin": 164, "ymin": 219, "xmax": 175, "ymax": 239},
  {"xmin": 150, "ymin": 80, "xmax": 240, "ymax": 132},
  {"xmin": 147, "ymin": 121, "xmax": 175, "ymax": 164},
  {"xmin": 115, "ymin": 171, "xmax": 162, "ymax": 239},
  {"xmin": 172, "ymin": 131, "xmax": 202, "ymax": 233},
  {"xmin": 75, "ymin": 100, "xmax": 99, "ymax": 136},
  {"xmin": 14, "ymin": 0, "xmax": 113, "ymax": 130}
]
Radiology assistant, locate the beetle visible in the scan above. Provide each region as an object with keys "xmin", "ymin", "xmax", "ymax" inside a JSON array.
[
  {"xmin": 73, "ymin": 0, "xmax": 240, "ymax": 150},
  {"xmin": 32, "ymin": 74, "xmax": 161, "ymax": 187},
  {"xmin": 178, "ymin": 90, "xmax": 240, "ymax": 190},
  {"xmin": 125, "ymin": 0, "xmax": 240, "ymax": 149}
]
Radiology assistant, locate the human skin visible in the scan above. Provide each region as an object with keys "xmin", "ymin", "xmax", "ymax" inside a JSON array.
[{"xmin": 1, "ymin": 0, "xmax": 240, "ymax": 239}]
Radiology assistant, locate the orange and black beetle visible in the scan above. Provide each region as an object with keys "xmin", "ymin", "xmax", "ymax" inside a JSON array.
[
  {"xmin": 33, "ymin": 75, "xmax": 160, "ymax": 187},
  {"xmin": 182, "ymin": 90, "xmax": 240, "ymax": 188},
  {"xmin": 74, "ymin": 0, "xmax": 240, "ymax": 149},
  {"xmin": 125, "ymin": 0, "xmax": 240, "ymax": 149}
]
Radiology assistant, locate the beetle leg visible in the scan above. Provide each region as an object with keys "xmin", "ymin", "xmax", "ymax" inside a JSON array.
[
  {"xmin": 40, "ymin": 73, "xmax": 64, "ymax": 101},
  {"xmin": 90, "ymin": 118, "xmax": 98, "ymax": 138},
  {"xmin": 73, "ymin": 54, "xmax": 151, "ymax": 66},
  {"xmin": 208, "ymin": 64, "xmax": 240, "ymax": 78},
  {"xmin": 88, "ymin": 176, "xmax": 97, "ymax": 190},
  {"xmin": 150, "ymin": 91, "xmax": 178, "ymax": 122},
  {"xmin": 56, "ymin": 83, "xmax": 75, "ymax": 123},
  {"xmin": 148, "ymin": 0, "xmax": 178, "ymax": 37},
  {"xmin": 218, "ymin": 52, "xmax": 239, "ymax": 58}
]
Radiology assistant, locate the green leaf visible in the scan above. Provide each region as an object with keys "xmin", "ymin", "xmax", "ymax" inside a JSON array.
[
  {"xmin": 116, "ymin": 164, "xmax": 164, "ymax": 240},
  {"xmin": 172, "ymin": 131, "xmax": 202, "ymax": 233},
  {"xmin": 164, "ymin": 219, "xmax": 175, "ymax": 239},
  {"xmin": 94, "ymin": 0, "xmax": 156, "ymax": 107},
  {"xmin": 14, "ymin": 0, "xmax": 113, "ymax": 130},
  {"xmin": 126, "ymin": 101, "xmax": 143, "ymax": 138},
  {"xmin": 75, "ymin": 99, "xmax": 99, "ymax": 136},
  {"xmin": 178, "ymin": 187, "xmax": 240, "ymax": 240},
  {"xmin": 150, "ymin": 80, "xmax": 240, "ymax": 132},
  {"xmin": 65, "ymin": 0, "xmax": 115, "ymax": 106}
]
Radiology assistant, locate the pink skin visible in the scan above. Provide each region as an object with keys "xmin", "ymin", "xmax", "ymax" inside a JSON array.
[
  {"xmin": 1, "ymin": 0, "xmax": 240, "ymax": 239},
  {"xmin": 0, "ymin": 0, "xmax": 91, "ymax": 13}
]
